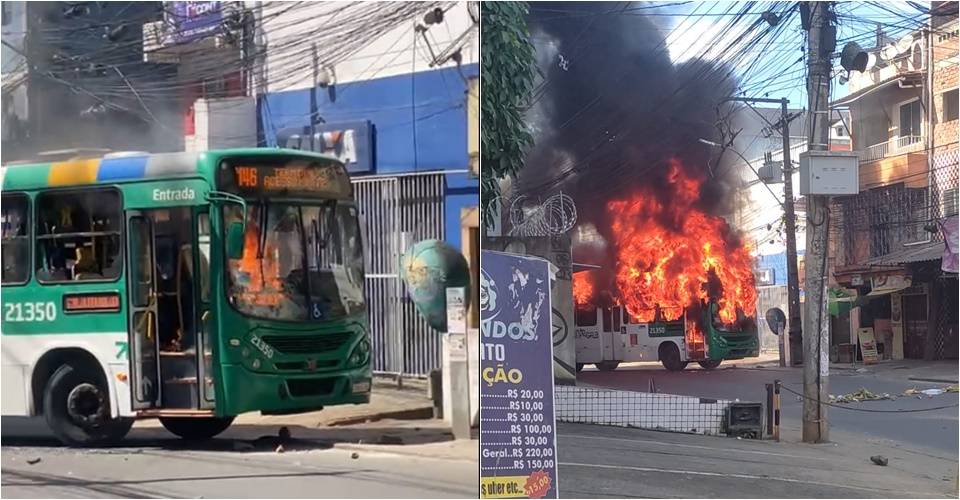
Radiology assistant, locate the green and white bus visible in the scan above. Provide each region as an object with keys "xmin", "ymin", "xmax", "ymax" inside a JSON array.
[
  {"xmin": 574, "ymin": 302, "xmax": 759, "ymax": 372},
  {"xmin": 1, "ymin": 149, "xmax": 370, "ymax": 445}
]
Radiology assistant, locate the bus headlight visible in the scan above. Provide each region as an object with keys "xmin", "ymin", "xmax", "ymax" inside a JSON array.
[{"xmin": 349, "ymin": 337, "xmax": 371, "ymax": 367}]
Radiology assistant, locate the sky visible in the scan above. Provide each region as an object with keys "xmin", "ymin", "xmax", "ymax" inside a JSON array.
[{"xmin": 658, "ymin": 1, "xmax": 929, "ymax": 108}]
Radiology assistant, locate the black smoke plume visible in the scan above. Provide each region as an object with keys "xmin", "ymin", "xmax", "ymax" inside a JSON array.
[{"xmin": 519, "ymin": 2, "xmax": 745, "ymax": 295}]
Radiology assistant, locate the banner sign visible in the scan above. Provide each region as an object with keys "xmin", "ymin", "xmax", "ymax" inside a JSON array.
[
  {"xmin": 167, "ymin": 1, "xmax": 224, "ymax": 44},
  {"xmin": 276, "ymin": 121, "xmax": 375, "ymax": 174},
  {"xmin": 480, "ymin": 251, "xmax": 558, "ymax": 499}
]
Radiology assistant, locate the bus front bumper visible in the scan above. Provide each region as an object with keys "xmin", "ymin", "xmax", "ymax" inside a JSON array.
[{"xmin": 218, "ymin": 364, "xmax": 372, "ymax": 416}]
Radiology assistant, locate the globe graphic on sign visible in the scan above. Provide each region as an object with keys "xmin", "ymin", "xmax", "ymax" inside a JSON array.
[{"xmin": 399, "ymin": 239, "xmax": 472, "ymax": 332}]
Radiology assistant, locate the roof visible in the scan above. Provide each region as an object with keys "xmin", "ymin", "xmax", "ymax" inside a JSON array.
[
  {"xmin": 0, "ymin": 148, "xmax": 340, "ymax": 191},
  {"xmin": 832, "ymin": 71, "xmax": 923, "ymax": 107},
  {"xmin": 862, "ymin": 240, "xmax": 946, "ymax": 266}
]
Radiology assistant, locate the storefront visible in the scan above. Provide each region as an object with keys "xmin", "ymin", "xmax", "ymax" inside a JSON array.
[{"xmin": 834, "ymin": 236, "xmax": 957, "ymax": 362}]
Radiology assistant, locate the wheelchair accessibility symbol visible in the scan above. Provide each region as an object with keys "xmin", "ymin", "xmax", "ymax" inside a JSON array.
[{"xmin": 312, "ymin": 303, "xmax": 323, "ymax": 319}]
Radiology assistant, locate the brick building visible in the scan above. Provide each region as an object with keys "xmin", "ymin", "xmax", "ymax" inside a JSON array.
[{"xmin": 830, "ymin": 2, "xmax": 958, "ymax": 362}]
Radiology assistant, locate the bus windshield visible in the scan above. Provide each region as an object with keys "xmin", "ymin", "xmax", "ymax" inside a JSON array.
[{"xmin": 223, "ymin": 201, "xmax": 365, "ymax": 321}]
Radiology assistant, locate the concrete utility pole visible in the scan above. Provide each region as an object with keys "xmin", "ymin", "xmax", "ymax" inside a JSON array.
[
  {"xmin": 779, "ymin": 97, "xmax": 803, "ymax": 367},
  {"xmin": 727, "ymin": 96, "xmax": 803, "ymax": 366},
  {"xmin": 802, "ymin": 1, "xmax": 833, "ymax": 443}
]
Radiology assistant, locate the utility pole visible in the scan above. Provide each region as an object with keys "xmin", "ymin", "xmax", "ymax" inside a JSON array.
[
  {"xmin": 727, "ymin": 96, "xmax": 803, "ymax": 366},
  {"xmin": 802, "ymin": 1, "xmax": 833, "ymax": 444},
  {"xmin": 779, "ymin": 97, "xmax": 803, "ymax": 367}
]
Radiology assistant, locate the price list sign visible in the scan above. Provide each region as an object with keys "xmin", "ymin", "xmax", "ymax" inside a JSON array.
[{"xmin": 480, "ymin": 251, "xmax": 558, "ymax": 499}]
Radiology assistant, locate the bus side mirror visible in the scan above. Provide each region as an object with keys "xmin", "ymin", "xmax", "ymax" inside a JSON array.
[{"xmin": 227, "ymin": 222, "xmax": 245, "ymax": 260}]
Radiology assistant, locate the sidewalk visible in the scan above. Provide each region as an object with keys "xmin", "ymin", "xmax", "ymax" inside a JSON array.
[
  {"xmin": 831, "ymin": 359, "xmax": 959, "ymax": 384},
  {"xmin": 134, "ymin": 377, "xmax": 479, "ymax": 461}
]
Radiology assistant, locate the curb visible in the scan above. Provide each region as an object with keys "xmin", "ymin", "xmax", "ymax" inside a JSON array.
[
  {"xmin": 331, "ymin": 440, "xmax": 479, "ymax": 463},
  {"xmin": 907, "ymin": 377, "xmax": 959, "ymax": 384},
  {"xmin": 325, "ymin": 406, "xmax": 435, "ymax": 426}
]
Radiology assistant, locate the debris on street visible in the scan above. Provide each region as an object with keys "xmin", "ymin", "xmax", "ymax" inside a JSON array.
[
  {"xmin": 829, "ymin": 388, "xmax": 893, "ymax": 404},
  {"xmin": 870, "ymin": 455, "xmax": 889, "ymax": 466},
  {"xmin": 26, "ymin": 458, "xmax": 41, "ymax": 465}
]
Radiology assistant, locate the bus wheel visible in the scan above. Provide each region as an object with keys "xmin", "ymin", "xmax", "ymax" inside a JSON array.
[
  {"xmin": 659, "ymin": 344, "xmax": 688, "ymax": 372},
  {"xmin": 576, "ymin": 363, "xmax": 585, "ymax": 373},
  {"xmin": 43, "ymin": 363, "xmax": 134, "ymax": 447},
  {"xmin": 698, "ymin": 359, "xmax": 722, "ymax": 370},
  {"xmin": 159, "ymin": 417, "xmax": 234, "ymax": 440},
  {"xmin": 596, "ymin": 361, "xmax": 620, "ymax": 372}
]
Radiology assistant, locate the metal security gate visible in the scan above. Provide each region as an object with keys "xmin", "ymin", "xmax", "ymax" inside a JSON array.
[{"xmin": 353, "ymin": 173, "xmax": 445, "ymax": 376}]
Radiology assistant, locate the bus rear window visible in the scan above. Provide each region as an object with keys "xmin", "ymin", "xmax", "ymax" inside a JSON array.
[
  {"xmin": 36, "ymin": 189, "xmax": 121, "ymax": 283},
  {"xmin": 2, "ymin": 194, "xmax": 29, "ymax": 285}
]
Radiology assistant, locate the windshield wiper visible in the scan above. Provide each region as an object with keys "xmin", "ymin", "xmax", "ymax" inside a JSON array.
[{"xmin": 256, "ymin": 199, "xmax": 269, "ymax": 288}]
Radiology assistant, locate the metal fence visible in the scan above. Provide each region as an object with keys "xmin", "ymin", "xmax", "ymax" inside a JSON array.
[{"xmin": 353, "ymin": 172, "xmax": 446, "ymax": 377}]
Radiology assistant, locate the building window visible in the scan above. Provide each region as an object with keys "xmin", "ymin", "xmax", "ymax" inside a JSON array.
[
  {"xmin": 1, "ymin": 3, "xmax": 10, "ymax": 27},
  {"xmin": 945, "ymin": 188, "xmax": 959, "ymax": 218},
  {"xmin": 36, "ymin": 189, "xmax": 122, "ymax": 283},
  {"xmin": 943, "ymin": 89, "xmax": 959, "ymax": 123},
  {"xmin": 2, "ymin": 194, "xmax": 30, "ymax": 285},
  {"xmin": 899, "ymin": 99, "xmax": 922, "ymax": 143},
  {"xmin": 834, "ymin": 126, "xmax": 846, "ymax": 137}
]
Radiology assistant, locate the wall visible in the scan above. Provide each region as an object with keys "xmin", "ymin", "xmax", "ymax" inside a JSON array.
[
  {"xmin": 850, "ymin": 85, "xmax": 923, "ymax": 149},
  {"xmin": 255, "ymin": 2, "xmax": 478, "ymax": 250}
]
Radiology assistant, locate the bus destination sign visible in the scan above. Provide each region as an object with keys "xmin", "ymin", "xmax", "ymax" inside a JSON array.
[
  {"xmin": 63, "ymin": 292, "xmax": 121, "ymax": 313},
  {"xmin": 224, "ymin": 161, "xmax": 351, "ymax": 199},
  {"xmin": 480, "ymin": 251, "xmax": 559, "ymax": 499}
]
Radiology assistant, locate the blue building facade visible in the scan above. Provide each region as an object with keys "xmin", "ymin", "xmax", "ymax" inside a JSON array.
[{"xmin": 257, "ymin": 63, "xmax": 480, "ymax": 251}]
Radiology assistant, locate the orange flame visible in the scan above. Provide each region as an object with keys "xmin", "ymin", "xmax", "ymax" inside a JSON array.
[
  {"xmin": 605, "ymin": 159, "xmax": 756, "ymax": 324},
  {"xmin": 573, "ymin": 271, "xmax": 595, "ymax": 305}
]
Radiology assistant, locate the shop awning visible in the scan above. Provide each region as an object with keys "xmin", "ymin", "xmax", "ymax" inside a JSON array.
[{"xmin": 863, "ymin": 240, "xmax": 945, "ymax": 267}]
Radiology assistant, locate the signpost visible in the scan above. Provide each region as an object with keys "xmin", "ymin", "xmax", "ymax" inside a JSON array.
[{"xmin": 480, "ymin": 251, "xmax": 559, "ymax": 499}]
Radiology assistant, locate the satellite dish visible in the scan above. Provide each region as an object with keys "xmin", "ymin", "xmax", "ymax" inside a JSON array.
[
  {"xmin": 880, "ymin": 43, "xmax": 899, "ymax": 61},
  {"xmin": 840, "ymin": 42, "xmax": 868, "ymax": 72},
  {"xmin": 896, "ymin": 34, "xmax": 914, "ymax": 54}
]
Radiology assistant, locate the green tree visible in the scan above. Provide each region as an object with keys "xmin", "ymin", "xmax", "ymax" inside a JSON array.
[{"xmin": 481, "ymin": 1, "xmax": 536, "ymax": 219}]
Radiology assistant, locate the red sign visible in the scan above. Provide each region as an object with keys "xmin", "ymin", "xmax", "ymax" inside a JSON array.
[{"xmin": 64, "ymin": 293, "xmax": 121, "ymax": 313}]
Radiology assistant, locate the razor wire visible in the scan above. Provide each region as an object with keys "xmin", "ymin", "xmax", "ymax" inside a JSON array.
[{"xmin": 506, "ymin": 191, "xmax": 578, "ymax": 237}]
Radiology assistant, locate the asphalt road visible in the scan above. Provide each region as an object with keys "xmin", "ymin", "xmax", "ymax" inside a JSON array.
[
  {"xmin": 577, "ymin": 361, "xmax": 960, "ymax": 456},
  {"xmin": 1, "ymin": 425, "xmax": 477, "ymax": 499},
  {"xmin": 556, "ymin": 422, "xmax": 958, "ymax": 499}
]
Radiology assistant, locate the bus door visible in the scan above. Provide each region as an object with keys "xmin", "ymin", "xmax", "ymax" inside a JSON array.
[
  {"xmin": 193, "ymin": 210, "xmax": 215, "ymax": 409},
  {"xmin": 126, "ymin": 212, "xmax": 161, "ymax": 409}
]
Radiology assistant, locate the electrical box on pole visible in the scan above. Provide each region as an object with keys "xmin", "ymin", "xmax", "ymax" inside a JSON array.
[{"xmin": 798, "ymin": 151, "xmax": 859, "ymax": 195}]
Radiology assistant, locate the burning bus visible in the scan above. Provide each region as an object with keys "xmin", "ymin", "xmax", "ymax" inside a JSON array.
[{"xmin": 571, "ymin": 160, "xmax": 760, "ymax": 372}]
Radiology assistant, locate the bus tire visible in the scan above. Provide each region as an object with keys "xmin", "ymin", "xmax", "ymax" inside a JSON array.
[
  {"xmin": 159, "ymin": 416, "xmax": 234, "ymax": 440},
  {"xmin": 698, "ymin": 359, "xmax": 722, "ymax": 370},
  {"xmin": 43, "ymin": 363, "xmax": 134, "ymax": 447},
  {"xmin": 576, "ymin": 363, "xmax": 584, "ymax": 373},
  {"xmin": 596, "ymin": 361, "xmax": 620, "ymax": 372},
  {"xmin": 659, "ymin": 343, "xmax": 688, "ymax": 372}
]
